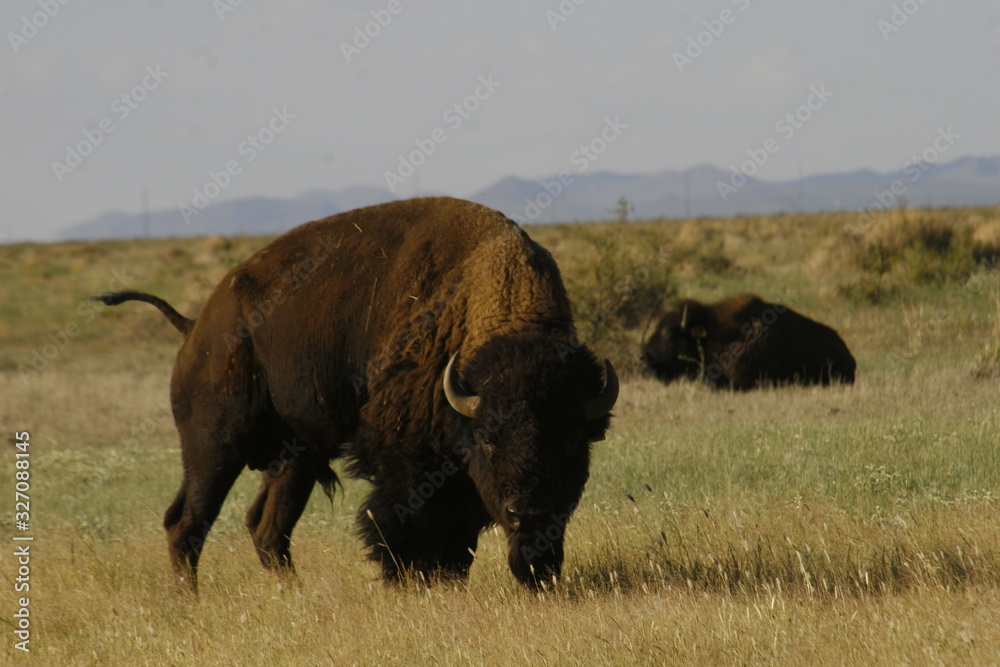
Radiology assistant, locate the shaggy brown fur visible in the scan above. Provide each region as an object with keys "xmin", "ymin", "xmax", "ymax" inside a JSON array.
[
  {"xmin": 97, "ymin": 197, "xmax": 616, "ymax": 591},
  {"xmin": 642, "ymin": 293, "xmax": 856, "ymax": 390}
]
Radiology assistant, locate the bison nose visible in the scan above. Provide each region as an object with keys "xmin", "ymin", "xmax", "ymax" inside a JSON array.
[{"xmin": 505, "ymin": 499, "xmax": 547, "ymax": 532}]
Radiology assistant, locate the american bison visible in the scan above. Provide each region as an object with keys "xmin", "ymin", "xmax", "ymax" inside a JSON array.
[
  {"xmin": 95, "ymin": 197, "xmax": 617, "ymax": 591},
  {"xmin": 641, "ymin": 293, "xmax": 855, "ymax": 390}
]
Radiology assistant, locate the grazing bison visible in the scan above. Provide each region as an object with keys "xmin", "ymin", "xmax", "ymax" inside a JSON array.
[
  {"xmin": 641, "ymin": 293, "xmax": 855, "ymax": 390},
  {"xmin": 95, "ymin": 197, "xmax": 617, "ymax": 591}
]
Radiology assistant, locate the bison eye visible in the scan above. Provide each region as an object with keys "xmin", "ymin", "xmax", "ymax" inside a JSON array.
[{"xmin": 481, "ymin": 442, "xmax": 495, "ymax": 459}]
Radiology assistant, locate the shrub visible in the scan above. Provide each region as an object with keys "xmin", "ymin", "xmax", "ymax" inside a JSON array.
[
  {"xmin": 972, "ymin": 220, "xmax": 1000, "ymax": 267},
  {"xmin": 564, "ymin": 199, "xmax": 676, "ymax": 376},
  {"xmin": 838, "ymin": 236, "xmax": 897, "ymax": 304},
  {"xmin": 669, "ymin": 224, "xmax": 733, "ymax": 277},
  {"xmin": 840, "ymin": 207, "xmax": 991, "ymax": 303}
]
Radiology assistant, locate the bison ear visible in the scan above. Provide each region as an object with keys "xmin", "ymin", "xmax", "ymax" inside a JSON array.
[{"xmin": 692, "ymin": 326, "xmax": 707, "ymax": 339}]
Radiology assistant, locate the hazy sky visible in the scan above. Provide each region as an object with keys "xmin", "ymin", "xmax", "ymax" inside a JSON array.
[{"xmin": 2, "ymin": 1, "xmax": 998, "ymax": 241}]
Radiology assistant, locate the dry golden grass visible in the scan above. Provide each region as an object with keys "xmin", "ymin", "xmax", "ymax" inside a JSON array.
[
  {"xmin": 2, "ymin": 206, "xmax": 1000, "ymax": 664},
  {"xmin": 971, "ymin": 295, "xmax": 1000, "ymax": 379}
]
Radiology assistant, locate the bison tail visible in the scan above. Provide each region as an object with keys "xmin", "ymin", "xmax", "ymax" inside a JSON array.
[
  {"xmin": 90, "ymin": 290, "xmax": 195, "ymax": 335},
  {"xmin": 316, "ymin": 463, "xmax": 341, "ymax": 502}
]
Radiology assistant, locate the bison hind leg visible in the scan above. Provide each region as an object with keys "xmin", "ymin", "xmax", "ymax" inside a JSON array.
[
  {"xmin": 164, "ymin": 462, "xmax": 244, "ymax": 594},
  {"xmin": 245, "ymin": 455, "xmax": 324, "ymax": 573}
]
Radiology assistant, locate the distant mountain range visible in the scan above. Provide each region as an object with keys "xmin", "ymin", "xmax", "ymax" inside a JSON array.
[{"xmin": 59, "ymin": 156, "xmax": 1000, "ymax": 240}]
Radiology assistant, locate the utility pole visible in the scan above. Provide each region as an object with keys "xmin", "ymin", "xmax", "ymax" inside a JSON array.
[
  {"xmin": 142, "ymin": 187, "xmax": 150, "ymax": 237},
  {"xmin": 684, "ymin": 169, "xmax": 691, "ymax": 218},
  {"xmin": 797, "ymin": 164, "xmax": 803, "ymax": 213}
]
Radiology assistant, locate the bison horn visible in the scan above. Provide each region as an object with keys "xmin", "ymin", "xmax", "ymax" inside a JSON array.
[
  {"xmin": 443, "ymin": 353, "xmax": 480, "ymax": 418},
  {"xmin": 680, "ymin": 303, "xmax": 688, "ymax": 329},
  {"xmin": 582, "ymin": 360, "xmax": 619, "ymax": 422}
]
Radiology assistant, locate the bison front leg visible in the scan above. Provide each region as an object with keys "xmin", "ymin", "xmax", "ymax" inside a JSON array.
[
  {"xmin": 359, "ymin": 468, "xmax": 489, "ymax": 583},
  {"xmin": 245, "ymin": 456, "xmax": 316, "ymax": 573}
]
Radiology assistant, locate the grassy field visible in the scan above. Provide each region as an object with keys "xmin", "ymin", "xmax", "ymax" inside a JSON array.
[{"xmin": 2, "ymin": 205, "xmax": 999, "ymax": 664}]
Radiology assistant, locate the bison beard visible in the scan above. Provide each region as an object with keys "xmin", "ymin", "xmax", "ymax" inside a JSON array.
[{"xmin": 93, "ymin": 197, "xmax": 616, "ymax": 592}]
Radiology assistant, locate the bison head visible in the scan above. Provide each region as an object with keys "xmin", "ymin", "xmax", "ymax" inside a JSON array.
[
  {"xmin": 641, "ymin": 300, "xmax": 712, "ymax": 383},
  {"xmin": 442, "ymin": 334, "xmax": 617, "ymax": 586}
]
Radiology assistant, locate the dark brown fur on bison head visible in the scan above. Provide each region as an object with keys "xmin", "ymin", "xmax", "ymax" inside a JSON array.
[{"xmin": 451, "ymin": 334, "xmax": 614, "ymax": 584}]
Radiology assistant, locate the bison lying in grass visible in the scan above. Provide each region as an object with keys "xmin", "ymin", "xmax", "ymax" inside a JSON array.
[
  {"xmin": 95, "ymin": 197, "xmax": 618, "ymax": 592},
  {"xmin": 642, "ymin": 293, "xmax": 855, "ymax": 390}
]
